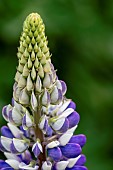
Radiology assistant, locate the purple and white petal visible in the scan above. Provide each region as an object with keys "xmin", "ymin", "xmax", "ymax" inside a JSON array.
[
  {"xmin": 10, "ymin": 138, "xmax": 29, "ymax": 154},
  {"xmin": 50, "ymin": 117, "xmax": 69, "ymax": 133},
  {"xmin": 22, "ymin": 110, "xmax": 33, "ymax": 130},
  {"xmin": 32, "ymin": 140, "xmax": 43, "ymax": 157},
  {"xmin": 2, "ymin": 105, "xmax": 12, "ymax": 122},
  {"xmin": 75, "ymin": 154, "xmax": 86, "ymax": 166},
  {"xmin": 9, "ymin": 106, "xmax": 22, "ymax": 125},
  {"xmin": 67, "ymin": 111, "xmax": 80, "ymax": 128},
  {"xmin": 69, "ymin": 135, "xmax": 86, "ymax": 147},
  {"xmin": 1, "ymin": 126, "xmax": 14, "ymax": 139},
  {"xmin": 67, "ymin": 101, "xmax": 76, "ymax": 110},
  {"xmin": 0, "ymin": 136, "xmax": 12, "ymax": 152},
  {"xmin": 60, "ymin": 143, "xmax": 82, "ymax": 158},
  {"xmin": 50, "ymin": 86, "xmax": 62, "ymax": 104},
  {"xmin": 5, "ymin": 159, "xmax": 20, "ymax": 169},
  {"xmin": 8, "ymin": 123, "xmax": 23, "ymax": 138},
  {"xmin": 47, "ymin": 147, "xmax": 62, "ymax": 161},
  {"xmin": 0, "ymin": 160, "xmax": 12, "ymax": 169}
]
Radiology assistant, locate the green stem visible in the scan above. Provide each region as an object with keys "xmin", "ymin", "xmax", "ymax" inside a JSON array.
[{"xmin": 34, "ymin": 109, "xmax": 46, "ymax": 169}]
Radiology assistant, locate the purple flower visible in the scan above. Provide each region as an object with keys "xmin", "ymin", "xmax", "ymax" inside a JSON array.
[{"xmin": 0, "ymin": 13, "xmax": 87, "ymax": 170}]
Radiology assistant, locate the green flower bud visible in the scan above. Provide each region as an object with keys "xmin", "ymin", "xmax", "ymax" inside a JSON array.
[
  {"xmin": 23, "ymin": 48, "xmax": 29, "ymax": 58},
  {"xmin": 31, "ymin": 66, "xmax": 36, "ymax": 80},
  {"xmin": 15, "ymin": 71, "xmax": 21, "ymax": 82},
  {"xmin": 26, "ymin": 36, "xmax": 31, "ymax": 44},
  {"xmin": 31, "ymin": 51, "xmax": 35, "ymax": 61},
  {"xmin": 35, "ymin": 75, "xmax": 42, "ymax": 93},
  {"xmin": 17, "ymin": 63, "xmax": 24, "ymax": 73},
  {"xmin": 19, "ymin": 88, "xmax": 29, "ymax": 105},
  {"xmin": 20, "ymin": 55, "xmax": 27, "ymax": 65},
  {"xmin": 23, "ymin": 63, "xmax": 29, "ymax": 77},
  {"xmin": 40, "ymin": 55, "xmax": 46, "ymax": 65},
  {"xmin": 34, "ymin": 43, "xmax": 38, "ymax": 52},
  {"xmin": 27, "ymin": 74, "xmax": 33, "ymax": 91},
  {"xmin": 43, "ymin": 61, "xmax": 51, "ymax": 73},
  {"xmin": 31, "ymin": 37, "xmax": 35, "ymax": 45},
  {"xmin": 28, "ymin": 43, "xmax": 32, "ymax": 52},
  {"xmin": 38, "ymin": 64, "xmax": 44, "ymax": 78},
  {"xmin": 18, "ymin": 75, "xmax": 26, "ymax": 88},
  {"xmin": 28, "ymin": 56, "xmax": 32, "ymax": 68}
]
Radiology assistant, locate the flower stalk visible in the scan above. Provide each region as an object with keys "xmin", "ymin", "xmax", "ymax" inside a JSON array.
[{"xmin": 0, "ymin": 13, "xmax": 87, "ymax": 170}]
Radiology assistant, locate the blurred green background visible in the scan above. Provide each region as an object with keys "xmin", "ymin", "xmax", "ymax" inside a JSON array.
[{"xmin": 0, "ymin": 0, "xmax": 113, "ymax": 169}]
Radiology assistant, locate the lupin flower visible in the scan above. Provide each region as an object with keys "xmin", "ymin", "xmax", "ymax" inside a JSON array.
[{"xmin": 0, "ymin": 13, "xmax": 87, "ymax": 170}]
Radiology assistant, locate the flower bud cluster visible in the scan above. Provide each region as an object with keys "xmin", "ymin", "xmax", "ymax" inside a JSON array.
[{"xmin": 0, "ymin": 13, "xmax": 87, "ymax": 170}]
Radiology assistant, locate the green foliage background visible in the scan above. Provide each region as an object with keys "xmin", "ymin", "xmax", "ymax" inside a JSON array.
[{"xmin": 0, "ymin": 0, "xmax": 113, "ymax": 169}]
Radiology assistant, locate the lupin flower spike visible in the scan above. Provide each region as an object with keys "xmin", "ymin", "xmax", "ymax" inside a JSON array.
[{"xmin": 0, "ymin": 13, "xmax": 87, "ymax": 170}]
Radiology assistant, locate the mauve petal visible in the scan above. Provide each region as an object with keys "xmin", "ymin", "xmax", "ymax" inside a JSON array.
[
  {"xmin": 60, "ymin": 80, "xmax": 67, "ymax": 95},
  {"xmin": 69, "ymin": 135, "xmax": 86, "ymax": 147},
  {"xmin": 67, "ymin": 101, "xmax": 76, "ymax": 110},
  {"xmin": 59, "ymin": 118, "xmax": 69, "ymax": 133},
  {"xmin": 46, "ymin": 126, "xmax": 53, "ymax": 137},
  {"xmin": 66, "ymin": 166, "xmax": 88, "ymax": 170},
  {"xmin": 47, "ymin": 147, "xmax": 62, "ymax": 161},
  {"xmin": 76, "ymin": 155, "xmax": 86, "ymax": 166},
  {"xmin": 60, "ymin": 143, "xmax": 81, "ymax": 158},
  {"xmin": 1, "ymin": 126, "xmax": 14, "ymax": 138},
  {"xmin": 1, "ymin": 168, "xmax": 14, "ymax": 170},
  {"xmin": 32, "ymin": 144, "xmax": 40, "ymax": 157},
  {"xmin": 10, "ymin": 141, "xmax": 18, "ymax": 154},
  {"xmin": 0, "ymin": 160, "xmax": 11, "ymax": 168},
  {"xmin": 67, "ymin": 111, "xmax": 80, "ymax": 128}
]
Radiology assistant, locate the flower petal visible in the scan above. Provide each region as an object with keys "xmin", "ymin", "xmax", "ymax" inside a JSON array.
[{"xmin": 60, "ymin": 143, "xmax": 81, "ymax": 158}]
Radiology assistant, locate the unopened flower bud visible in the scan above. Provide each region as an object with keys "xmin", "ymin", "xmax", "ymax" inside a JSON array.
[
  {"xmin": 34, "ymin": 43, "xmax": 39, "ymax": 52},
  {"xmin": 43, "ymin": 73, "xmax": 52, "ymax": 88},
  {"xmin": 15, "ymin": 71, "xmax": 21, "ymax": 82},
  {"xmin": 50, "ymin": 86, "xmax": 62, "ymax": 104},
  {"xmin": 40, "ymin": 55, "xmax": 46, "ymax": 65},
  {"xmin": 23, "ymin": 48, "xmax": 29, "ymax": 58},
  {"xmin": 31, "ymin": 66, "xmax": 36, "ymax": 80},
  {"xmin": 34, "ymin": 57, "xmax": 39, "ymax": 68},
  {"xmin": 19, "ymin": 88, "xmax": 29, "ymax": 105},
  {"xmin": 17, "ymin": 62, "xmax": 24, "ymax": 73},
  {"xmin": 35, "ymin": 75, "xmax": 42, "ymax": 93},
  {"xmin": 31, "ymin": 51, "xmax": 35, "ymax": 61},
  {"xmin": 22, "ymin": 110, "xmax": 33, "ymax": 130},
  {"xmin": 31, "ymin": 91, "xmax": 38, "ymax": 111},
  {"xmin": 27, "ymin": 74, "xmax": 33, "ymax": 91},
  {"xmin": 18, "ymin": 75, "xmax": 26, "ymax": 88},
  {"xmin": 28, "ymin": 43, "xmax": 33, "ymax": 52},
  {"xmin": 20, "ymin": 55, "xmax": 27, "ymax": 64},
  {"xmin": 32, "ymin": 139, "xmax": 43, "ymax": 158},
  {"xmin": 23, "ymin": 63, "xmax": 29, "ymax": 77},
  {"xmin": 43, "ymin": 61, "xmax": 51, "ymax": 72},
  {"xmin": 28, "ymin": 56, "xmax": 32, "ymax": 68},
  {"xmin": 41, "ymin": 89, "xmax": 50, "ymax": 106},
  {"xmin": 38, "ymin": 63, "xmax": 44, "ymax": 78}
]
